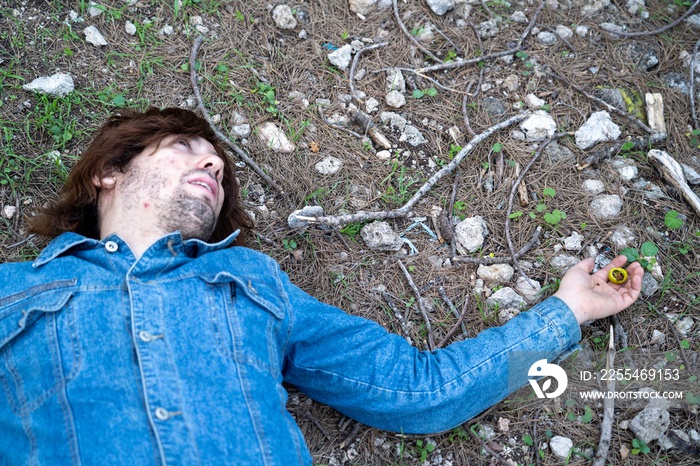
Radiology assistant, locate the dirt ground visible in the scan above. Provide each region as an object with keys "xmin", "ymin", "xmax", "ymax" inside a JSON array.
[{"xmin": 1, "ymin": 0, "xmax": 699, "ymax": 465}]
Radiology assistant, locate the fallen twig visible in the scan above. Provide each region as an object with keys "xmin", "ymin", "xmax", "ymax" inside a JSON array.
[
  {"xmin": 398, "ymin": 260, "xmax": 435, "ymax": 351},
  {"xmin": 648, "ymin": 149, "xmax": 700, "ymax": 218},
  {"xmin": 436, "ymin": 296, "xmax": 469, "ymax": 348},
  {"xmin": 339, "ymin": 420, "xmax": 362, "ymax": 449},
  {"xmin": 604, "ymin": 0, "xmax": 700, "ymax": 38},
  {"xmin": 308, "ymin": 113, "xmax": 530, "ymax": 228},
  {"xmin": 592, "ymin": 327, "xmax": 616, "ymax": 466},
  {"xmin": 293, "ymin": 408, "xmax": 332, "ymax": 440},
  {"xmin": 2, "ymin": 233, "xmax": 36, "ymax": 250},
  {"xmin": 382, "ymin": 292, "xmax": 413, "ymax": 344},
  {"xmin": 392, "ymin": 0, "xmax": 442, "ymax": 64},
  {"xmin": 349, "ymin": 41, "xmax": 387, "ymax": 103},
  {"xmin": 611, "ymin": 314, "xmax": 629, "ymax": 350},
  {"xmin": 505, "ymin": 137, "xmax": 556, "ymax": 288},
  {"xmin": 691, "ymin": 37, "xmax": 700, "ymax": 132},
  {"xmin": 439, "ymin": 287, "xmax": 468, "ymax": 338},
  {"xmin": 576, "ymin": 133, "xmax": 667, "ymax": 169},
  {"xmin": 189, "ymin": 37, "xmax": 282, "ymax": 193},
  {"xmin": 518, "ymin": 1, "xmax": 545, "ymax": 47},
  {"xmin": 318, "ymin": 105, "xmax": 365, "ymax": 139},
  {"xmin": 452, "ymin": 227, "xmax": 541, "ymax": 265},
  {"xmin": 544, "ymin": 69, "xmax": 656, "ymax": 135},
  {"xmin": 416, "ymin": 50, "xmax": 518, "ymax": 74}
]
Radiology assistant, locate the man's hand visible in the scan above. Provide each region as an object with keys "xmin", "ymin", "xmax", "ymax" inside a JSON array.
[{"xmin": 553, "ymin": 256, "xmax": 644, "ymax": 324}]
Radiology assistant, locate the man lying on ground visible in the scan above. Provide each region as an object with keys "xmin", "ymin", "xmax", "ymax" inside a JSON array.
[{"xmin": 0, "ymin": 107, "xmax": 643, "ymax": 465}]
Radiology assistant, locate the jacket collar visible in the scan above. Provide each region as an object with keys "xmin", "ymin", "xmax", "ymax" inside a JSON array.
[{"xmin": 33, "ymin": 230, "xmax": 240, "ymax": 267}]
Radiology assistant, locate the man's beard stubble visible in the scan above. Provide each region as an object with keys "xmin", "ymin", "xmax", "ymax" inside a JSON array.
[{"xmin": 158, "ymin": 187, "xmax": 217, "ymax": 240}]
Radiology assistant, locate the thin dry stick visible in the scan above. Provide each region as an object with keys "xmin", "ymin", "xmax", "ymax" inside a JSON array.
[
  {"xmin": 294, "ymin": 409, "xmax": 332, "ymax": 440},
  {"xmin": 691, "ymin": 37, "xmax": 700, "ymax": 131},
  {"xmin": 448, "ymin": 168, "xmax": 462, "ymax": 222},
  {"xmin": 505, "ymin": 137, "xmax": 555, "ymax": 288},
  {"xmin": 480, "ymin": 0, "xmax": 496, "ymax": 19},
  {"xmin": 2, "ymin": 233, "xmax": 36, "ymax": 250},
  {"xmin": 392, "ymin": 0, "xmax": 443, "ymax": 63},
  {"xmin": 416, "ymin": 49, "xmax": 517, "ymax": 74},
  {"xmin": 397, "ymin": 260, "xmax": 435, "ymax": 351},
  {"xmin": 189, "ymin": 37, "xmax": 282, "ymax": 193},
  {"xmin": 608, "ymin": 0, "xmax": 700, "ymax": 38},
  {"xmin": 518, "ymin": 1, "xmax": 545, "ymax": 47},
  {"xmin": 545, "ymin": 69, "xmax": 655, "ymax": 134},
  {"xmin": 309, "ymin": 113, "xmax": 530, "ymax": 228},
  {"xmin": 339, "ymin": 421, "xmax": 362, "ymax": 449},
  {"xmin": 439, "ymin": 287, "xmax": 468, "ymax": 338},
  {"xmin": 611, "ymin": 314, "xmax": 629, "ymax": 349},
  {"xmin": 452, "ymin": 226, "xmax": 541, "ymax": 265},
  {"xmin": 349, "ymin": 41, "xmax": 387, "ymax": 101},
  {"xmin": 436, "ymin": 297, "xmax": 469, "ymax": 348},
  {"xmin": 382, "ymin": 292, "xmax": 414, "ymax": 344},
  {"xmin": 592, "ymin": 327, "xmax": 616, "ymax": 466},
  {"xmin": 433, "ymin": 26, "xmax": 462, "ymax": 54},
  {"xmin": 372, "ymin": 67, "xmax": 458, "ymax": 93},
  {"xmin": 317, "ymin": 106, "xmax": 365, "ymax": 139},
  {"xmin": 468, "ymin": 425, "xmax": 512, "ymax": 466}
]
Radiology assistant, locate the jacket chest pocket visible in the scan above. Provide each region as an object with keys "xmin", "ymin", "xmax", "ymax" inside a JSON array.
[
  {"xmin": 202, "ymin": 274, "xmax": 285, "ymax": 374},
  {"xmin": 0, "ymin": 283, "xmax": 79, "ymax": 413}
]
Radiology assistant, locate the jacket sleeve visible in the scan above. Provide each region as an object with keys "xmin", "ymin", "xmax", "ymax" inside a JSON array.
[{"xmin": 279, "ymin": 271, "xmax": 581, "ymax": 434}]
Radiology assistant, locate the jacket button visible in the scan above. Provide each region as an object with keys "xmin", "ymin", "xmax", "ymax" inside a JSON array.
[
  {"xmin": 139, "ymin": 331, "xmax": 154, "ymax": 342},
  {"xmin": 105, "ymin": 241, "xmax": 119, "ymax": 252},
  {"xmin": 154, "ymin": 407, "xmax": 170, "ymax": 421}
]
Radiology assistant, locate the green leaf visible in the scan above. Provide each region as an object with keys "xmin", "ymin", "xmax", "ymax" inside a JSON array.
[
  {"xmin": 542, "ymin": 187, "xmax": 556, "ymax": 198},
  {"xmin": 687, "ymin": 392, "xmax": 700, "ymax": 404},
  {"xmin": 580, "ymin": 406, "xmax": 593, "ymax": 423},
  {"xmin": 665, "ymin": 351, "xmax": 677, "ymax": 363},
  {"xmin": 621, "ymin": 247, "xmax": 639, "ymax": 262},
  {"xmin": 681, "ymin": 340, "xmax": 690, "ymax": 349},
  {"xmin": 523, "ymin": 434, "xmax": 534, "ymax": 446},
  {"xmin": 664, "ymin": 210, "xmax": 683, "ymax": 230},
  {"xmin": 425, "ymin": 87, "xmax": 438, "ymax": 97},
  {"xmin": 529, "ymin": 212, "xmax": 537, "ymax": 220},
  {"xmin": 492, "ymin": 142, "xmax": 503, "ymax": 153},
  {"xmin": 217, "ymin": 63, "xmax": 228, "ymax": 73},
  {"xmin": 535, "ymin": 204, "xmax": 546, "ymax": 212},
  {"xmin": 509, "ymin": 211, "xmax": 523, "ymax": 219},
  {"xmin": 112, "ymin": 94, "xmax": 126, "ymax": 107},
  {"xmin": 412, "ymin": 89, "xmax": 424, "ymax": 99},
  {"xmin": 640, "ymin": 241, "xmax": 658, "ymax": 257},
  {"xmin": 620, "ymin": 141, "xmax": 635, "ymax": 152}
]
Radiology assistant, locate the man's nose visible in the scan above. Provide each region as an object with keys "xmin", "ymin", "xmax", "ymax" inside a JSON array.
[{"xmin": 200, "ymin": 154, "xmax": 224, "ymax": 180}]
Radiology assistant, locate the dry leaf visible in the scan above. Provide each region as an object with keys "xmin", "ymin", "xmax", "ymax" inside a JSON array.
[{"xmin": 309, "ymin": 141, "xmax": 320, "ymax": 153}]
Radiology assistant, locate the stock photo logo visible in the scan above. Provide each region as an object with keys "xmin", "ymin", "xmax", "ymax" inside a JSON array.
[{"xmin": 528, "ymin": 359, "xmax": 568, "ymax": 399}]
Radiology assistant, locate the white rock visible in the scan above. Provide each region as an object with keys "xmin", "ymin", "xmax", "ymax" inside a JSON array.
[
  {"xmin": 375, "ymin": 150, "xmax": 391, "ymax": 161},
  {"xmin": 510, "ymin": 11, "xmax": 528, "ymax": 23},
  {"xmin": 454, "ymin": 216, "xmax": 489, "ymax": 254},
  {"xmin": 575, "ymin": 25, "xmax": 590, "ymax": 37},
  {"xmin": 272, "ymin": 5, "xmax": 297, "ymax": 29},
  {"xmin": 385, "ymin": 90, "xmax": 406, "ymax": 108},
  {"xmin": 426, "ymin": 0, "xmax": 461, "ymax": 15},
  {"xmin": 550, "ymin": 254, "xmax": 579, "ymax": 273},
  {"xmin": 681, "ymin": 163, "xmax": 700, "ymax": 185},
  {"xmin": 519, "ymin": 110, "xmax": 556, "ymax": 141},
  {"xmin": 503, "ymin": 74, "xmax": 519, "ymax": 91},
  {"xmin": 555, "ymin": 25, "xmax": 573, "ymax": 40},
  {"xmin": 600, "ymin": 22, "xmax": 626, "ymax": 35},
  {"xmin": 515, "ymin": 276, "xmax": 542, "ymax": 304},
  {"xmin": 24, "ymin": 73, "xmax": 75, "ymax": 98},
  {"xmin": 563, "ymin": 231, "xmax": 583, "ymax": 251},
  {"xmin": 627, "ymin": 0, "xmax": 648, "ymax": 18},
  {"xmin": 665, "ymin": 314, "xmax": 694, "ymax": 336},
  {"xmin": 610, "ymin": 225, "xmax": 635, "ymax": 248},
  {"xmin": 288, "ymin": 205, "xmax": 323, "ymax": 229},
  {"xmin": 537, "ymin": 31, "xmax": 557, "ymax": 45},
  {"xmin": 575, "ymin": 111, "xmax": 621, "ymax": 149},
  {"xmin": 159, "ymin": 25, "xmax": 174, "ymax": 35},
  {"xmin": 84, "ymin": 25, "xmax": 108, "ymax": 46},
  {"xmin": 477, "ymin": 264, "xmax": 514, "ymax": 283},
  {"xmin": 328, "ymin": 44, "xmax": 353, "ymax": 70},
  {"xmin": 365, "ymin": 97, "xmax": 379, "ymax": 113},
  {"xmin": 232, "ymin": 125, "xmax": 251, "ymax": 139},
  {"xmin": 315, "ymin": 156, "xmax": 343, "ymax": 175},
  {"xmin": 549, "ymin": 436, "xmax": 573, "ymax": 460},
  {"xmin": 125, "ymin": 20, "xmax": 136, "ymax": 36},
  {"xmin": 611, "ymin": 156, "xmax": 638, "ymax": 181},
  {"xmin": 258, "ymin": 122, "xmax": 295, "ymax": 153},
  {"xmin": 650, "ymin": 329, "xmax": 665, "ymax": 345},
  {"xmin": 2, "ymin": 205, "xmax": 17, "ymax": 219},
  {"xmin": 686, "ymin": 14, "xmax": 700, "ymax": 28},
  {"xmin": 385, "ymin": 68, "xmax": 406, "ymax": 93},
  {"xmin": 380, "ymin": 112, "xmax": 407, "ymax": 130},
  {"xmin": 524, "ymin": 94, "xmax": 545, "ymax": 108},
  {"xmin": 348, "ymin": 0, "xmax": 391, "ymax": 15},
  {"xmin": 361, "ymin": 221, "xmax": 403, "ymax": 251},
  {"xmin": 581, "ymin": 179, "xmax": 605, "ymax": 195},
  {"xmin": 498, "ymin": 307, "xmax": 521, "ymax": 324},
  {"xmin": 88, "ymin": 2, "xmax": 103, "ymax": 17},
  {"xmin": 590, "ymin": 194, "xmax": 623, "ymax": 220},
  {"xmin": 399, "ymin": 125, "xmax": 426, "ymax": 146},
  {"xmin": 487, "ymin": 288, "xmax": 526, "ymax": 310},
  {"xmin": 629, "ymin": 407, "xmax": 670, "ymax": 443}
]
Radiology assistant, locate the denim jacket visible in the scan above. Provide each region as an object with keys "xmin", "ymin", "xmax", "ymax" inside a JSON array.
[{"xmin": 0, "ymin": 231, "xmax": 581, "ymax": 465}]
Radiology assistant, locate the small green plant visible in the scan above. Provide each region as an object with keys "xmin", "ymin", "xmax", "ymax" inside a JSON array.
[
  {"xmin": 340, "ymin": 30, "xmax": 349, "ymax": 40},
  {"xmin": 339, "ymin": 221, "xmax": 369, "ymax": 239},
  {"xmin": 410, "ymin": 27, "xmax": 425, "ymax": 36},
  {"xmin": 444, "ymin": 50, "xmax": 457, "ymax": 61},
  {"xmin": 448, "ymin": 144, "xmax": 462, "ymax": 159},
  {"xmin": 252, "ymin": 82, "xmax": 279, "ymax": 116},
  {"xmin": 621, "ymin": 241, "xmax": 658, "ymax": 271},
  {"xmin": 491, "ymin": 142, "xmax": 503, "ymax": 153},
  {"xmin": 412, "ymin": 87, "xmax": 438, "ymax": 99},
  {"xmin": 282, "ymin": 238, "xmax": 297, "ymax": 251},
  {"xmin": 687, "ymin": 128, "xmax": 700, "ymax": 148},
  {"xmin": 631, "ymin": 438, "xmax": 650, "ymax": 455},
  {"xmin": 522, "ymin": 434, "xmax": 534, "ymax": 446},
  {"xmin": 664, "ymin": 210, "xmax": 683, "ymax": 230},
  {"xmin": 415, "ymin": 439, "xmax": 435, "ymax": 462}
]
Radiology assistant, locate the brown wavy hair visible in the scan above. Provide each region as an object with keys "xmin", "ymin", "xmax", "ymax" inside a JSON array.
[{"xmin": 28, "ymin": 107, "xmax": 253, "ymax": 245}]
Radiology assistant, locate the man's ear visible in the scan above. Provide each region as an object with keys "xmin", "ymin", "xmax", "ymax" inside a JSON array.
[{"xmin": 92, "ymin": 174, "xmax": 116, "ymax": 189}]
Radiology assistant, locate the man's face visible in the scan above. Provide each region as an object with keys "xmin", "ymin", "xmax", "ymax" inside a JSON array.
[{"xmin": 116, "ymin": 135, "xmax": 225, "ymax": 240}]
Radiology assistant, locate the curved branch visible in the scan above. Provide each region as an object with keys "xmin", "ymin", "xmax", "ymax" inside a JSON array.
[{"xmin": 189, "ymin": 37, "xmax": 282, "ymax": 193}]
